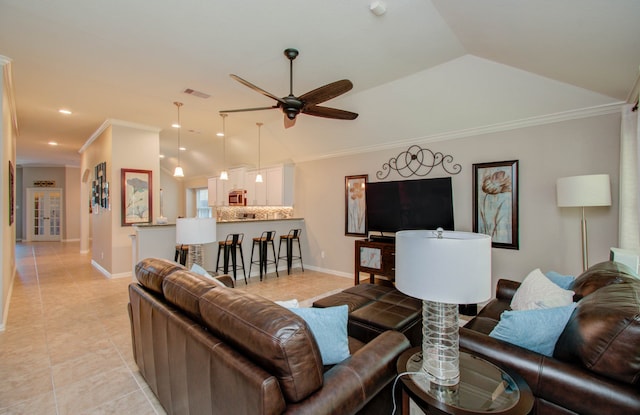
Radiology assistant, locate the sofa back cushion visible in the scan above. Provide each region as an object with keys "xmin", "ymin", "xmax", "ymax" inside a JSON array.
[
  {"xmin": 554, "ymin": 278, "xmax": 640, "ymax": 385},
  {"xmin": 571, "ymin": 261, "xmax": 638, "ymax": 300},
  {"xmin": 162, "ymin": 270, "xmax": 220, "ymax": 321},
  {"xmin": 135, "ymin": 258, "xmax": 185, "ymax": 296},
  {"xmin": 198, "ymin": 287, "xmax": 324, "ymax": 403}
]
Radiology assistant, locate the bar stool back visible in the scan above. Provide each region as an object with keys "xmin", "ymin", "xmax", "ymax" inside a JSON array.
[
  {"xmin": 249, "ymin": 231, "xmax": 279, "ymax": 281},
  {"xmin": 175, "ymin": 244, "xmax": 188, "ymax": 266},
  {"xmin": 277, "ymin": 229, "xmax": 304, "ymax": 275},
  {"xmin": 216, "ymin": 233, "xmax": 247, "ymax": 284}
]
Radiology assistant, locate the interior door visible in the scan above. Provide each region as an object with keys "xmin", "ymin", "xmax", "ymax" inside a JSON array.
[{"xmin": 27, "ymin": 188, "xmax": 63, "ymax": 241}]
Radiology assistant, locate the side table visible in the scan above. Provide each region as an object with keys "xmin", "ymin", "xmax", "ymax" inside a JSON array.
[{"xmin": 396, "ymin": 347, "xmax": 533, "ymax": 415}]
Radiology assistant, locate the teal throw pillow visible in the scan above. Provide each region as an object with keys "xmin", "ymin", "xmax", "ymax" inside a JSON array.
[
  {"xmin": 489, "ymin": 303, "xmax": 577, "ymax": 356},
  {"xmin": 290, "ymin": 305, "xmax": 350, "ymax": 365},
  {"xmin": 545, "ymin": 271, "xmax": 575, "ymax": 289}
]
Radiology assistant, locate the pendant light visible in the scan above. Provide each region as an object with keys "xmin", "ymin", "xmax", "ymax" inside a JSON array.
[
  {"xmin": 219, "ymin": 114, "xmax": 228, "ymax": 181},
  {"xmin": 255, "ymin": 122, "xmax": 263, "ymax": 183},
  {"xmin": 173, "ymin": 101, "xmax": 184, "ymax": 177}
]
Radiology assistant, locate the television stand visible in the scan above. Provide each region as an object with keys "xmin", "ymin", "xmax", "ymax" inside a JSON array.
[
  {"xmin": 355, "ymin": 239, "xmax": 396, "ymax": 285},
  {"xmin": 369, "ymin": 235, "xmax": 395, "ymax": 243}
]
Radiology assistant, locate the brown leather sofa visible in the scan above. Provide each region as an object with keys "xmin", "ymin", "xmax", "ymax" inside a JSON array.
[
  {"xmin": 128, "ymin": 258, "xmax": 411, "ymax": 415},
  {"xmin": 460, "ymin": 261, "xmax": 640, "ymax": 415}
]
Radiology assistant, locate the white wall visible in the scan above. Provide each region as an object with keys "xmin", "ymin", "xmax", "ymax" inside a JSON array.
[{"xmin": 295, "ymin": 113, "xmax": 620, "ymax": 288}]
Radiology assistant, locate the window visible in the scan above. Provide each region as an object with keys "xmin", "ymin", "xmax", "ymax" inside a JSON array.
[{"xmin": 195, "ymin": 188, "xmax": 212, "ymax": 218}]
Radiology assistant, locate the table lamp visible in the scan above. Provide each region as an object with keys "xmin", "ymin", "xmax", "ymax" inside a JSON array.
[
  {"xmin": 396, "ymin": 229, "xmax": 491, "ymax": 395},
  {"xmin": 176, "ymin": 218, "xmax": 217, "ymax": 269},
  {"xmin": 556, "ymin": 174, "xmax": 611, "ymax": 271}
]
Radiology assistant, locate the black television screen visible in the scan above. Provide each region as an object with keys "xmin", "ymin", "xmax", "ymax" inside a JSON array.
[{"xmin": 366, "ymin": 177, "xmax": 454, "ymax": 233}]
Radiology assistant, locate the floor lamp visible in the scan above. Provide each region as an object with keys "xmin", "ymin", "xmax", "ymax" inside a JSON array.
[
  {"xmin": 557, "ymin": 174, "xmax": 611, "ymax": 271},
  {"xmin": 395, "ymin": 229, "xmax": 491, "ymax": 400},
  {"xmin": 176, "ymin": 218, "xmax": 217, "ymax": 269}
]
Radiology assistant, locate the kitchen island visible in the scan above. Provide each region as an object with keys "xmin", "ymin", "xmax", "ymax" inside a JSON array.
[{"xmin": 131, "ymin": 218, "xmax": 304, "ymax": 280}]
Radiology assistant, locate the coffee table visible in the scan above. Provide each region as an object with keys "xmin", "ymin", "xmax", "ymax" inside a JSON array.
[{"xmin": 396, "ymin": 347, "xmax": 533, "ymax": 415}]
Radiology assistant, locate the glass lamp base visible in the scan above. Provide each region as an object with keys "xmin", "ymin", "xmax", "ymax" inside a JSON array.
[
  {"xmin": 186, "ymin": 244, "xmax": 204, "ymax": 269},
  {"xmin": 422, "ymin": 300, "xmax": 460, "ymax": 386}
]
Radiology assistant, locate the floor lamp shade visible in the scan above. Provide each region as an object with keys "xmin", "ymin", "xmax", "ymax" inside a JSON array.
[
  {"xmin": 176, "ymin": 218, "xmax": 217, "ymax": 268},
  {"xmin": 557, "ymin": 174, "xmax": 611, "ymax": 207},
  {"xmin": 557, "ymin": 174, "xmax": 611, "ymax": 271},
  {"xmin": 396, "ymin": 229, "xmax": 491, "ymax": 389}
]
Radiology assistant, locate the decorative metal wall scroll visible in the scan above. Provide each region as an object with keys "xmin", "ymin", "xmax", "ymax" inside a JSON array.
[
  {"xmin": 376, "ymin": 145, "xmax": 461, "ymax": 180},
  {"xmin": 33, "ymin": 180, "xmax": 56, "ymax": 187}
]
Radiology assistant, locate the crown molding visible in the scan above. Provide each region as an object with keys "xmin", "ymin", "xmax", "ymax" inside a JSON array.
[
  {"xmin": 79, "ymin": 118, "xmax": 161, "ymax": 154},
  {"xmin": 0, "ymin": 56, "xmax": 19, "ymax": 136},
  {"xmin": 296, "ymin": 102, "xmax": 625, "ymax": 163}
]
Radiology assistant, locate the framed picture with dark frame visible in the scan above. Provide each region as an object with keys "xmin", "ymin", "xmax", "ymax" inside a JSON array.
[
  {"xmin": 121, "ymin": 168, "xmax": 153, "ymax": 226},
  {"xmin": 345, "ymin": 174, "xmax": 368, "ymax": 236},
  {"xmin": 472, "ymin": 160, "xmax": 519, "ymax": 250},
  {"xmin": 9, "ymin": 161, "xmax": 14, "ymax": 225}
]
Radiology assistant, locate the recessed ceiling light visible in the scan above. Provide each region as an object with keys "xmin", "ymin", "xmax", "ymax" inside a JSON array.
[
  {"xmin": 58, "ymin": 109, "xmax": 72, "ymax": 115},
  {"xmin": 216, "ymin": 132, "xmax": 224, "ymax": 137},
  {"xmin": 172, "ymin": 123, "xmax": 180, "ymax": 128},
  {"xmin": 159, "ymin": 154, "xmax": 165, "ymax": 159},
  {"xmin": 179, "ymin": 147, "xmax": 186, "ymax": 151},
  {"xmin": 48, "ymin": 141, "xmax": 58, "ymax": 146}
]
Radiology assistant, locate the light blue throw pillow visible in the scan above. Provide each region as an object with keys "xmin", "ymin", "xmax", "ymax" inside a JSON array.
[
  {"xmin": 489, "ymin": 303, "xmax": 577, "ymax": 356},
  {"xmin": 290, "ymin": 305, "xmax": 350, "ymax": 365},
  {"xmin": 545, "ymin": 271, "xmax": 575, "ymax": 290},
  {"xmin": 190, "ymin": 263, "xmax": 213, "ymax": 279}
]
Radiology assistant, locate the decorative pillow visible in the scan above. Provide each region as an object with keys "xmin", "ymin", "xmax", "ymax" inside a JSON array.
[
  {"xmin": 275, "ymin": 299, "xmax": 299, "ymax": 308},
  {"xmin": 490, "ymin": 303, "xmax": 577, "ymax": 356},
  {"xmin": 545, "ymin": 271, "xmax": 575, "ymax": 290},
  {"xmin": 511, "ymin": 268, "xmax": 574, "ymax": 310},
  {"xmin": 290, "ymin": 305, "xmax": 350, "ymax": 365}
]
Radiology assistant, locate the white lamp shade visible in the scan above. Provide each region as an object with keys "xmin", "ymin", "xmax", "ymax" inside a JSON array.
[
  {"xmin": 176, "ymin": 218, "xmax": 217, "ymax": 244},
  {"xmin": 557, "ymin": 174, "xmax": 611, "ymax": 207},
  {"xmin": 395, "ymin": 230, "xmax": 492, "ymax": 304}
]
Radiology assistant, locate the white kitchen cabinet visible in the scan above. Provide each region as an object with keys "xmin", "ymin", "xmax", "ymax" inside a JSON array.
[
  {"xmin": 223, "ymin": 167, "xmax": 246, "ymax": 197},
  {"xmin": 245, "ymin": 165, "xmax": 294, "ymax": 206},
  {"xmin": 207, "ymin": 177, "xmax": 220, "ymax": 206}
]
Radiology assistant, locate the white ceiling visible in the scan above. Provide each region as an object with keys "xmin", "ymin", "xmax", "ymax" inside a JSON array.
[{"xmin": 1, "ymin": 0, "xmax": 639, "ymax": 178}]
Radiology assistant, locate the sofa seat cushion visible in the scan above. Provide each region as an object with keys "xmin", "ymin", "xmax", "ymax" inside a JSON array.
[
  {"xmin": 554, "ymin": 279, "xmax": 640, "ymax": 384},
  {"xmin": 198, "ymin": 287, "xmax": 325, "ymax": 403}
]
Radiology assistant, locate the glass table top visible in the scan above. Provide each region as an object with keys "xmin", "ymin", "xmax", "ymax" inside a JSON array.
[{"xmin": 403, "ymin": 350, "xmax": 524, "ymax": 413}]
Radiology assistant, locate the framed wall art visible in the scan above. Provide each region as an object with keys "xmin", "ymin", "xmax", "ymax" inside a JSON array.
[
  {"xmin": 473, "ymin": 160, "xmax": 519, "ymax": 250},
  {"xmin": 121, "ymin": 168, "xmax": 152, "ymax": 226},
  {"xmin": 345, "ymin": 174, "xmax": 368, "ymax": 236}
]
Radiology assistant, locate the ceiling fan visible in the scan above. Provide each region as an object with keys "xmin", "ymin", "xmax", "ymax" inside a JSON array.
[{"xmin": 220, "ymin": 48, "xmax": 358, "ymax": 128}]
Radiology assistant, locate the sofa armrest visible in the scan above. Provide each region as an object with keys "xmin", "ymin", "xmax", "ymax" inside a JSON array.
[
  {"xmin": 214, "ymin": 274, "xmax": 235, "ymax": 288},
  {"xmin": 495, "ymin": 279, "xmax": 520, "ymax": 302},
  {"xmin": 284, "ymin": 330, "xmax": 410, "ymax": 415},
  {"xmin": 460, "ymin": 327, "xmax": 640, "ymax": 415}
]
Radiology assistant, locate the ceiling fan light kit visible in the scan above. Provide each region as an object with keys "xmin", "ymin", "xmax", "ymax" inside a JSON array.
[{"xmin": 220, "ymin": 48, "xmax": 358, "ymax": 128}]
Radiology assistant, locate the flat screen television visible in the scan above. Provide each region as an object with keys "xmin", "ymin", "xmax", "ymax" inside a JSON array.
[{"xmin": 366, "ymin": 177, "xmax": 454, "ymax": 234}]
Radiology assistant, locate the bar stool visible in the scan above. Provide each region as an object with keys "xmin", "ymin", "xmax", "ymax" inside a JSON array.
[
  {"xmin": 216, "ymin": 233, "xmax": 247, "ymax": 284},
  {"xmin": 249, "ymin": 231, "xmax": 279, "ymax": 281},
  {"xmin": 174, "ymin": 244, "xmax": 188, "ymax": 266},
  {"xmin": 277, "ymin": 229, "xmax": 304, "ymax": 275}
]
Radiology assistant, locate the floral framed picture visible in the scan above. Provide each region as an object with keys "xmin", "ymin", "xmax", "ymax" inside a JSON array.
[
  {"xmin": 473, "ymin": 160, "xmax": 519, "ymax": 250},
  {"xmin": 345, "ymin": 175, "xmax": 368, "ymax": 236},
  {"xmin": 121, "ymin": 169, "xmax": 152, "ymax": 226}
]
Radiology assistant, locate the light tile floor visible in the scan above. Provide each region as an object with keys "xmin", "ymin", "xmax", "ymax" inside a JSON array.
[{"xmin": 0, "ymin": 242, "xmax": 352, "ymax": 414}]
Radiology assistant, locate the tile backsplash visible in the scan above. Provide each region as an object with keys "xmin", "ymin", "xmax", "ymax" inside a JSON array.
[{"xmin": 216, "ymin": 206, "xmax": 294, "ymax": 221}]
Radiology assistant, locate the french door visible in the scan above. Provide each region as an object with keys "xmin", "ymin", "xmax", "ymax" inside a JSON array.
[{"xmin": 26, "ymin": 188, "xmax": 63, "ymax": 241}]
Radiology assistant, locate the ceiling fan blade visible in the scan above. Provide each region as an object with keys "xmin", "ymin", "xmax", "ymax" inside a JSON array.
[
  {"xmin": 303, "ymin": 105, "xmax": 359, "ymax": 120},
  {"xmin": 284, "ymin": 114, "xmax": 296, "ymax": 129},
  {"xmin": 230, "ymin": 74, "xmax": 286, "ymax": 105},
  {"xmin": 219, "ymin": 106, "xmax": 277, "ymax": 114},
  {"xmin": 298, "ymin": 80, "xmax": 353, "ymax": 106}
]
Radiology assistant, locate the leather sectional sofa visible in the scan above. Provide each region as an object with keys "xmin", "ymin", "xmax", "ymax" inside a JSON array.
[
  {"xmin": 460, "ymin": 261, "xmax": 640, "ymax": 415},
  {"xmin": 128, "ymin": 258, "xmax": 411, "ymax": 415}
]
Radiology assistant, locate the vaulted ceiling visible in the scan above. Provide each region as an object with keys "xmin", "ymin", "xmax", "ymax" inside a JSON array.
[{"xmin": 1, "ymin": 0, "xmax": 638, "ymax": 178}]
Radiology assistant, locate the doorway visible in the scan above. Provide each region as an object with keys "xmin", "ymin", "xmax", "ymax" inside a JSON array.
[{"xmin": 26, "ymin": 188, "xmax": 63, "ymax": 241}]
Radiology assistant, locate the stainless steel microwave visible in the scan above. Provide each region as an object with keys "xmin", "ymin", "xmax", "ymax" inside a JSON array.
[{"xmin": 229, "ymin": 189, "xmax": 247, "ymax": 206}]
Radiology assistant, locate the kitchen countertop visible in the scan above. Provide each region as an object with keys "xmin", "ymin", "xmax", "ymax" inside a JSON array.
[{"xmin": 217, "ymin": 217, "xmax": 304, "ymax": 223}]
